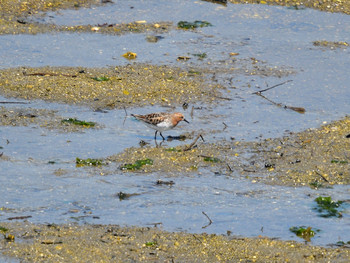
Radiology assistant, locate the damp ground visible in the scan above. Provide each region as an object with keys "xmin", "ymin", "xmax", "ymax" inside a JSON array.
[
  {"xmin": 1, "ymin": 0, "xmax": 350, "ymax": 262},
  {"xmin": 1, "ymin": 222, "xmax": 350, "ymax": 263}
]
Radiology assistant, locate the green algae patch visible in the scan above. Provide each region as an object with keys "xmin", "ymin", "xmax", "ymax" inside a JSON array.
[
  {"xmin": 0, "ymin": 226, "xmax": 9, "ymax": 233},
  {"xmin": 289, "ymin": 226, "xmax": 320, "ymax": 242},
  {"xmin": 144, "ymin": 241, "xmax": 157, "ymax": 247},
  {"xmin": 62, "ymin": 118, "xmax": 96, "ymax": 127},
  {"xmin": 177, "ymin": 20, "xmax": 212, "ymax": 29},
  {"xmin": 120, "ymin": 158, "xmax": 153, "ymax": 171},
  {"xmin": 76, "ymin": 157, "xmax": 105, "ymax": 167},
  {"xmin": 1, "ymin": 222, "xmax": 350, "ymax": 263},
  {"xmin": 203, "ymin": 156, "xmax": 221, "ymax": 163},
  {"xmin": 165, "ymin": 147, "xmax": 182, "ymax": 152},
  {"xmin": 314, "ymin": 196, "xmax": 344, "ymax": 218},
  {"xmin": 0, "ymin": 65, "xmax": 222, "ymax": 109},
  {"xmin": 91, "ymin": 76, "xmax": 110, "ymax": 82},
  {"xmin": 331, "ymin": 159, "xmax": 348, "ymax": 164}
]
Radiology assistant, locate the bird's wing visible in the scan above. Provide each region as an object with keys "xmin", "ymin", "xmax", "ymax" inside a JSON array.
[{"xmin": 132, "ymin": 113, "xmax": 167, "ymax": 125}]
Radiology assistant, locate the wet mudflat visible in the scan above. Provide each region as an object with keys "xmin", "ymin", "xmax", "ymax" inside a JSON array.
[
  {"xmin": 1, "ymin": 0, "xmax": 350, "ymax": 262},
  {"xmin": 1, "ymin": 222, "xmax": 350, "ymax": 262}
]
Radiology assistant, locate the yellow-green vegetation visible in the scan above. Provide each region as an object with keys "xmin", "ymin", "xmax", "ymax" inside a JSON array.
[
  {"xmin": 0, "ymin": 65, "xmax": 221, "ymax": 109},
  {"xmin": 1, "ymin": 222, "xmax": 349, "ymax": 262}
]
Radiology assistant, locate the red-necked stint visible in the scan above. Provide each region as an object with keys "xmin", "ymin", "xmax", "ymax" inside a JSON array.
[{"xmin": 131, "ymin": 112, "xmax": 189, "ymax": 140}]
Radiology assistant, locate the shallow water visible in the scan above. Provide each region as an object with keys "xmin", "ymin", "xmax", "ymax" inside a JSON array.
[{"xmin": 1, "ymin": 0, "xmax": 350, "ymax": 247}]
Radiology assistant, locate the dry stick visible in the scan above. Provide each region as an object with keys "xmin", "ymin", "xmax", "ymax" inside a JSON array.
[
  {"xmin": 255, "ymin": 91, "xmax": 305, "ymax": 114},
  {"xmin": 214, "ymin": 95, "xmax": 232, "ymax": 101},
  {"xmin": 0, "ymin": 101, "xmax": 29, "ymax": 104},
  {"xmin": 202, "ymin": 211, "xmax": 213, "ymax": 229},
  {"xmin": 253, "ymin": 80, "xmax": 305, "ymax": 113},
  {"xmin": 226, "ymin": 163, "xmax": 233, "ymax": 172},
  {"xmin": 192, "ymin": 234, "xmax": 202, "ymax": 243},
  {"xmin": 183, "ymin": 134, "xmax": 204, "ymax": 151},
  {"xmin": 253, "ymin": 80, "xmax": 293, "ymax": 94},
  {"xmin": 23, "ymin": 72, "xmax": 77, "ymax": 77},
  {"xmin": 315, "ymin": 170, "xmax": 329, "ymax": 183}
]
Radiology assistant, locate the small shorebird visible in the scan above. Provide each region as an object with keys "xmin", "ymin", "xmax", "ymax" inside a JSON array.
[{"xmin": 131, "ymin": 112, "xmax": 189, "ymax": 140}]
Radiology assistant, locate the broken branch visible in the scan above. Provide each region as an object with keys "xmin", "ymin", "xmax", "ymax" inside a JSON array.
[{"xmin": 202, "ymin": 211, "xmax": 213, "ymax": 229}]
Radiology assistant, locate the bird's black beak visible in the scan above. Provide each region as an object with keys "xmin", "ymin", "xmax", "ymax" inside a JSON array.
[{"xmin": 184, "ymin": 119, "xmax": 189, "ymax": 124}]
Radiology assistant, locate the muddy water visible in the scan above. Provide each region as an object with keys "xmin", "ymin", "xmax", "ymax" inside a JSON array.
[{"xmin": 1, "ymin": 0, "xmax": 350, "ymax": 248}]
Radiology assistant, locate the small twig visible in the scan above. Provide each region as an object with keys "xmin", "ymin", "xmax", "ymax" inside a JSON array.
[
  {"xmin": 223, "ymin": 122, "xmax": 228, "ymax": 131},
  {"xmin": 0, "ymin": 101, "xmax": 29, "ymax": 104},
  {"xmin": 213, "ymin": 96, "xmax": 232, "ymax": 101},
  {"xmin": 146, "ymin": 222, "xmax": 163, "ymax": 227},
  {"xmin": 192, "ymin": 234, "xmax": 202, "ymax": 243},
  {"xmin": 243, "ymin": 168, "xmax": 256, "ymax": 173},
  {"xmin": 23, "ymin": 72, "xmax": 77, "ymax": 78},
  {"xmin": 183, "ymin": 134, "xmax": 204, "ymax": 151},
  {"xmin": 253, "ymin": 80, "xmax": 293, "ymax": 94},
  {"xmin": 226, "ymin": 163, "xmax": 233, "ymax": 172},
  {"xmin": 7, "ymin": 215, "xmax": 32, "ymax": 220},
  {"xmin": 255, "ymin": 93, "xmax": 305, "ymax": 114},
  {"xmin": 315, "ymin": 170, "xmax": 329, "ymax": 183},
  {"xmin": 202, "ymin": 211, "xmax": 213, "ymax": 229},
  {"xmin": 190, "ymin": 106, "xmax": 194, "ymax": 118}
]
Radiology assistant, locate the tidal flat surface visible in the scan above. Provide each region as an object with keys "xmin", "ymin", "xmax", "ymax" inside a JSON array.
[{"xmin": 0, "ymin": 0, "xmax": 349, "ymax": 255}]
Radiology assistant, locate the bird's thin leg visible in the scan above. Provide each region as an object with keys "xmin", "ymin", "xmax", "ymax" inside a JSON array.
[
  {"xmin": 160, "ymin": 132, "xmax": 165, "ymax": 141},
  {"xmin": 154, "ymin": 131, "xmax": 158, "ymax": 140}
]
